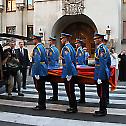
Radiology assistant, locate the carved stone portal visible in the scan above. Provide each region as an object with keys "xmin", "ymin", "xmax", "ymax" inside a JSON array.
[{"xmin": 62, "ymin": 0, "xmax": 85, "ymax": 15}]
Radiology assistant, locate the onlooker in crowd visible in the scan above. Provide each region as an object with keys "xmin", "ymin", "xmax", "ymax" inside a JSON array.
[
  {"xmin": 118, "ymin": 50, "xmax": 126, "ymax": 81},
  {"xmin": 3, "ymin": 41, "xmax": 24, "ymax": 97},
  {"xmin": 32, "ymin": 34, "xmax": 48, "ymax": 110},
  {"xmin": 17, "ymin": 41, "xmax": 30, "ymax": 89},
  {"xmin": 83, "ymin": 47, "xmax": 90, "ymax": 65},
  {"xmin": 0, "ymin": 44, "xmax": 4, "ymax": 80},
  {"xmin": 0, "ymin": 44, "xmax": 3, "ymax": 59},
  {"xmin": 9, "ymin": 40, "xmax": 18, "ymax": 93},
  {"xmin": 28, "ymin": 50, "xmax": 34, "ymax": 76},
  {"xmin": 48, "ymin": 37, "xmax": 60, "ymax": 101},
  {"xmin": 28, "ymin": 57, "xmax": 32, "ymax": 76},
  {"xmin": 110, "ymin": 47, "xmax": 118, "ymax": 79}
]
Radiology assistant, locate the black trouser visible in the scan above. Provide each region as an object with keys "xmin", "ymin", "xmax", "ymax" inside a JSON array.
[
  {"xmin": 96, "ymin": 80, "xmax": 109, "ymax": 112},
  {"xmin": 106, "ymin": 82, "xmax": 109, "ymax": 103},
  {"xmin": 13, "ymin": 76, "xmax": 18, "ymax": 91},
  {"xmin": 85, "ymin": 60, "xmax": 88, "ymax": 65},
  {"xmin": 28, "ymin": 62, "xmax": 32, "ymax": 76},
  {"xmin": 64, "ymin": 76, "xmax": 77, "ymax": 109},
  {"xmin": 51, "ymin": 82, "xmax": 58, "ymax": 99},
  {"xmin": 78, "ymin": 84, "xmax": 85, "ymax": 102},
  {"xmin": 21, "ymin": 67, "xmax": 27, "ymax": 88},
  {"xmin": 33, "ymin": 76, "xmax": 46, "ymax": 107}
]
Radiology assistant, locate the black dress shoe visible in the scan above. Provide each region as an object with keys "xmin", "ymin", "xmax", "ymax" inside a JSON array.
[
  {"xmin": 23, "ymin": 86, "xmax": 26, "ymax": 89},
  {"xmin": 93, "ymin": 110, "xmax": 107, "ymax": 116},
  {"xmin": 107, "ymin": 100, "xmax": 109, "ymax": 105},
  {"xmin": 77, "ymin": 99, "xmax": 85, "ymax": 103},
  {"xmin": 8, "ymin": 93, "xmax": 12, "ymax": 96},
  {"xmin": 18, "ymin": 92, "xmax": 24, "ymax": 96},
  {"xmin": 32, "ymin": 106, "xmax": 46, "ymax": 110},
  {"xmin": 65, "ymin": 108, "xmax": 78, "ymax": 113},
  {"xmin": 49, "ymin": 97, "xmax": 58, "ymax": 101}
]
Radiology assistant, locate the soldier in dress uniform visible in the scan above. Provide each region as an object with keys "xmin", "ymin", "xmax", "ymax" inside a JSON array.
[
  {"xmin": 75, "ymin": 39, "xmax": 85, "ymax": 65},
  {"xmin": 48, "ymin": 36, "xmax": 60, "ymax": 101},
  {"xmin": 83, "ymin": 47, "xmax": 90, "ymax": 65},
  {"xmin": 32, "ymin": 34, "xmax": 48, "ymax": 110},
  {"xmin": 93, "ymin": 33, "xmax": 111, "ymax": 116},
  {"xmin": 75, "ymin": 39, "xmax": 86, "ymax": 103},
  {"xmin": 60, "ymin": 33, "xmax": 78, "ymax": 113}
]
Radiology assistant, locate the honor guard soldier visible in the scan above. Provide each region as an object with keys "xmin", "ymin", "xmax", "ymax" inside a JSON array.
[
  {"xmin": 75, "ymin": 39, "xmax": 86, "ymax": 103},
  {"xmin": 60, "ymin": 33, "xmax": 78, "ymax": 113},
  {"xmin": 48, "ymin": 36, "xmax": 60, "ymax": 101},
  {"xmin": 75, "ymin": 39, "xmax": 85, "ymax": 65},
  {"xmin": 32, "ymin": 34, "xmax": 48, "ymax": 110},
  {"xmin": 93, "ymin": 33, "xmax": 111, "ymax": 116},
  {"xmin": 83, "ymin": 47, "xmax": 90, "ymax": 65}
]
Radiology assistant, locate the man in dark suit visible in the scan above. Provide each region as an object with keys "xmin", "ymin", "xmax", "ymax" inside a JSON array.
[
  {"xmin": 5, "ymin": 40, "xmax": 18, "ymax": 93},
  {"xmin": 0, "ymin": 44, "xmax": 3, "ymax": 57},
  {"xmin": 0, "ymin": 44, "xmax": 3, "ymax": 81},
  {"xmin": 17, "ymin": 40, "xmax": 30, "ymax": 89},
  {"xmin": 4, "ymin": 40, "xmax": 24, "ymax": 96}
]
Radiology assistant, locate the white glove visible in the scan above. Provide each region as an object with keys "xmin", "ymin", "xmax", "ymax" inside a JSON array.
[
  {"xmin": 66, "ymin": 75, "xmax": 72, "ymax": 81},
  {"xmin": 27, "ymin": 66, "xmax": 30, "ymax": 69},
  {"xmin": 97, "ymin": 79, "xmax": 102, "ymax": 85},
  {"xmin": 35, "ymin": 75, "xmax": 40, "ymax": 80}
]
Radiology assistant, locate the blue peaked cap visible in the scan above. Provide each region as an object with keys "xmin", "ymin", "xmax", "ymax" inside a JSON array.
[
  {"xmin": 49, "ymin": 36, "xmax": 56, "ymax": 41},
  {"xmin": 61, "ymin": 33, "xmax": 72, "ymax": 38},
  {"xmin": 33, "ymin": 34, "xmax": 43, "ymax": 38},
  {"xmin": 94, "ymin": 33, "xmax": 105, "ymax": 37}
]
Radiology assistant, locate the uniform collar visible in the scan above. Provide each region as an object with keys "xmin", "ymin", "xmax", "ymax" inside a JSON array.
[
  {"xmin": 50, "ymin": 44, "xmax": 55, "ymax": 48},
  {"xmin": 65, "ymin": 42, "xmax": 70, "ymax": 46},
  {"xmin": 97, "ymin": 43, "xmax": 104, "ymax": 49},
  {"xmin": 35, "ymin": 43, "xmax": 41, "ymax": 47},
  {"xmin": 78, "ymin": 46, "xmax": 82, "ymax": 49}
]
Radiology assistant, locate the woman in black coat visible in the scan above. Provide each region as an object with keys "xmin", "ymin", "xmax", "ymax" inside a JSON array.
[
  {"xmin": 118, "ymin": 50, "xmax": 126, "ymax": 81},
  {"xmin": 0, "ymin": 44, "xmax": 3, "ymax": 59}
]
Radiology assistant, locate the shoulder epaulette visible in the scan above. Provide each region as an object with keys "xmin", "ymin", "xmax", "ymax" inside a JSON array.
[
  {"xmin": 65, "ymin": 46, "xmax": 70, "ymax": 52},
  {"xmin": 36, "ymin": 46, "xmax": 42, "ymax": 55},
  {"xmin": 50, "ymin": 47, "xmax": 54, "ymax": 53}
]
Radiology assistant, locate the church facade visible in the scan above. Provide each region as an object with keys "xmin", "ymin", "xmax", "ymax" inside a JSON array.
[{"xmin": 0, "ymin": 0, "xmax": 125, "ymax": 55}]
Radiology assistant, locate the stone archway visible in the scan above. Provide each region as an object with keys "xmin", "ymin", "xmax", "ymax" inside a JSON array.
[{"xmin": 51, "ymin": 14, "xmax": 97, "ymax": 57}]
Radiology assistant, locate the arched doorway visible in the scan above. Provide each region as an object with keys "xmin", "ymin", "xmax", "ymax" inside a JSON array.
[{"xmin": 51, "ymin": 14, "xmax": 97, "ymax": 57}]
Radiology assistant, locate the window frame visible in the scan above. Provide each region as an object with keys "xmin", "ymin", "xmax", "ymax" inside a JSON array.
[
  {"xmin": 6, "ymin": 0, "xmax": 16, "ymax": 12},
  {"xmin": 123, "ymin": 21, "xmax": 126, "ymax": 40},
  {"xmin": 27, "ymin": 25, "xmax": 33, "ymax": 38},
  {"xmin": 26, "ymin": 25, "xmax": 34, "ymax": 45},
  {"xmin": 123, "ymin": 0, "xmax": 126, "ymax": 4},
  {"xmin": 6, "ymin": 26, "xmax": 16, "ymax": 34},
  {"xmin": 27, "ymin": 0, "xmax": 34, "ymax": 10}
]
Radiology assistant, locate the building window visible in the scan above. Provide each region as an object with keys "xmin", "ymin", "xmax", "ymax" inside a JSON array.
[
  {"xmin": 6, "ymin": 0, "xmax": 16, "ymax": 12},
  {"xmin": 123, "ymin": 21, "xmax": 126, "ymax": 39},
  {"xmin": 27, "ymin": 0, "xmax": 34, "ymax": 10},
  {"xmin": 6, "ymin": 26, "xmax": 16, "ymax": 34},
  {"xmin": 27, "ymin": 25, "xmax": 33, "ymax": 38},
  {"xmin": 123, "ymin": 0, "xmax": 126, "ymax": 3}
]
